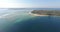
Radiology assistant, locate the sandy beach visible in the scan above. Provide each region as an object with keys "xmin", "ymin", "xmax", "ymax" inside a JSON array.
[{"xmin": 29, "ymin": 12, "xmax": 48, "ymax": 16}]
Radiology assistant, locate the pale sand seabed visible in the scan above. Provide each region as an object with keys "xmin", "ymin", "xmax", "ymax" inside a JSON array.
[
  {"xmin": 0, "ymin": 12, "xmax": 20, "ymax": 18},
  {"xmin": 29, "ymin": 12, "xmax": 48, "ymax": 16},
  {"xmin": 0, "ymin": 14, "xmax": 10, "ymax": 18},
  {"xmin": 0, "ymin": 11, "xmax": 48, "ymax": 18}
]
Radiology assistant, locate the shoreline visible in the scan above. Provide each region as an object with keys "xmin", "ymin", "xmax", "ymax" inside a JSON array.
[{"xmin": 29, "ymin": 12, "xmax": 48, "ymax": 16}]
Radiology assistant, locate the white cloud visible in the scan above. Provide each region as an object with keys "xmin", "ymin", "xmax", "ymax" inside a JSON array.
[
  {"xmin": 0, "ymin": 0, "xmax": 33, "ymax": 8},
  {"xmin": 0, "ymin": 0, "xmax": 60, "ymax": 8},
  {"xmin": 0, "ymin": 3, "xmax": 34, "ymax": 8},
  {"xmin": 0, "ymin": 0, "xmax": 32, "ymax": 8}
]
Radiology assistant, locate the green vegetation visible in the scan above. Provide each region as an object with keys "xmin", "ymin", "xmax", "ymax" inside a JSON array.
[{"xmin": 31, "ymin": 10, "xmax": 60, "ymax": 16}]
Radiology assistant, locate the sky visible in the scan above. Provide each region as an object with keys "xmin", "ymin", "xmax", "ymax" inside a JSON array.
[{"xmin": 0, "ymin": 0, "xmax": 60, "ymax": 8}]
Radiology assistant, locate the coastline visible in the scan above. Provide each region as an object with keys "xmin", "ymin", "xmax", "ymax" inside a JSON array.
[{"xmin": 29, "ymin": 12, "xmax": 48, "ymax": 16}]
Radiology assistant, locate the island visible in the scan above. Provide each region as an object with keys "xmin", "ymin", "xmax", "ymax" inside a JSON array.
[{"xmin": 30, "ymin": 10, "xmax": 60, "ymax": 16}]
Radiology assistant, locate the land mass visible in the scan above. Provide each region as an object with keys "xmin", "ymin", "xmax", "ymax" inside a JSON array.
[{"xmin": 30, "ymin": 10, "xmax": 60, "ymax": 16}]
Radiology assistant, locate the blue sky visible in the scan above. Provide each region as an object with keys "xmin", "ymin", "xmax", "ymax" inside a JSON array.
[{"xmin": 0, "ymin": 0, "xmax": 60, "ymax": 8}]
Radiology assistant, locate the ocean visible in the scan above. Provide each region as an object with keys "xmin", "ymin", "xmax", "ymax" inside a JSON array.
[{"xmin": 0, "ymin": 8, "xmax": 60, "ymax": 32}]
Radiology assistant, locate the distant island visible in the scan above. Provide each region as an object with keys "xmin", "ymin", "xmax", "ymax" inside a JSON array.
[{"xmin": 30, "ymin": 10, "xmax": 60, "ymax": 16}]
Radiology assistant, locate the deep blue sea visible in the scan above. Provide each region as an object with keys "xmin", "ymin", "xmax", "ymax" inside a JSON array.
[{"xmin": 0, "ymin": 8, "xmax": 60, "ymax": 32}]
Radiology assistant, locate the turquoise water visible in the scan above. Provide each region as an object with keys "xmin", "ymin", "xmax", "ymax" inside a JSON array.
[
  {"xmin": 4, "ymin": 16, "xmax": 60, "ymax": 32},
  {"xmin": 0, "ymin": 11, "xmax": 35, "ymax": 32},
  {"xmin": 6, "ymin": 16, "xmax": 60, "ymax": 32},
  {"xmin": 0, "ymin": 8, "xmax": 60, "ymax": 32}
]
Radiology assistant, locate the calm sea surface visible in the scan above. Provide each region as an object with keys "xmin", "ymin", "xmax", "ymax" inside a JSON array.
[{"xmin": 0, "ymin": 8, "xmax": 60, "ymax": 32}]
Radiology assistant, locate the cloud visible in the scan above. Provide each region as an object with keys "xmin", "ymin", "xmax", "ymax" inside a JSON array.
[
  {"xmin": 0, "ymin": 0, "xmax": 60, "ymax": 8},
  {"xmin": 0, "ymin": 2, "xmax": 33, "ymax": 8},
  {"xmin": 0, "ymin": 0, "xmax": 33, "ymax": 8}
]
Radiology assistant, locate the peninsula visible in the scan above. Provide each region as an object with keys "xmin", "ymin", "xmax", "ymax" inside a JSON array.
[{"xmin": 30, "ymin": 10, "xmax": 60, "ymax": 16}]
